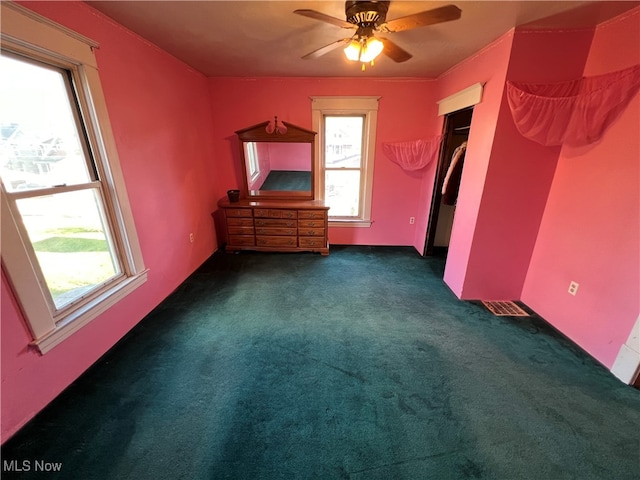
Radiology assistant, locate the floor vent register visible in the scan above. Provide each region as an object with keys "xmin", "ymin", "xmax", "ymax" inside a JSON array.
[{"xmin": 482, "ymin": 301, "xmax": 530, "ymax": 317}]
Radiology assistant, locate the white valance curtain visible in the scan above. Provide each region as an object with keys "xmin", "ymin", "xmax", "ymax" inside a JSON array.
[
  {"xmin": 382, "ymin": 136, "xmax": 442, "ymax": 171},
  {"xmin": 506, "ymin": 64, "xmax": 640, "ymax": 147}
]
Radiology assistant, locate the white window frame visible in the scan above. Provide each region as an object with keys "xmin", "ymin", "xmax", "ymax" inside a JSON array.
[
  {"xmin": 0, "ymin": 2, "xmax": 147, "ymax": 354},
  {"xmin": 311, "ymin": 96, "xmax": 379, "ymax": 227},
  {"xmin": 245, "ymin": 142, "xmax": 260, "ymax": 181}
]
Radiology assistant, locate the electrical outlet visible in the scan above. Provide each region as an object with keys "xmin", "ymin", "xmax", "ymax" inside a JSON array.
[
  {"xmin": 568, "ymin": 281, "xmax": 579, "ymax": 296},
  {"xmin": 189, "ymin": 233, "xmax": 194, "ymax": 243},
  {"xmin": 409, "ymin": 217, "xmax": 415, "ymax": 224}
]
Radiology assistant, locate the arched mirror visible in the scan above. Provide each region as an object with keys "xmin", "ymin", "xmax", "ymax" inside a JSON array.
[{"xmin": 236, "ymin": 117, "xmax": 316, "ymax": 200}]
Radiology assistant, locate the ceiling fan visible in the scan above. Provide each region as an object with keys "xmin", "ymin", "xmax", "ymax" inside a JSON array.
[{"xmin": 294, "ymin": 1, "xmax": 462, "ymax": 69}]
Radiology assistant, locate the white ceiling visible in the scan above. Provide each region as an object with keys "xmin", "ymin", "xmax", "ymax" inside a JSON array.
[{"xmin": 86, "ymin": 1, "xmax": 639, "ymax": 78}]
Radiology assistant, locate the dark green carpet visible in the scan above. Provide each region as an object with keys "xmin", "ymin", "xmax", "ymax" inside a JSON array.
[
  {"xmin": 2, "ymin": 246, "xmax": 639, "ymax": 479},
  {"xmin": 260, "ymin": 170, "xmax": 311, "ymax": 191}
]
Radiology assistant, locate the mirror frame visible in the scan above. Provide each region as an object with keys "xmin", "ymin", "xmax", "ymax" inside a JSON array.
[{"xmin": 236, "ymin": 119, "xmax": 316, "ymax": 201}]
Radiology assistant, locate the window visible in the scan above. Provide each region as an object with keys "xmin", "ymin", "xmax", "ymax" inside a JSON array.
[
  {"xmin": 245, "ymin": 142, "xmax": 259, "ymax": 180},
  {"xmin": 311, "ymin": 97, "xmax": 379, "ymax": 226},
  {"xmin": 1, "ymin": 53, "xmax": 123, "ymax": 309},
  {"xmin": 1, "ymin": 3, "xmax": 146, "ymax": 353},
  {"xmin": 324, "ymin": 115, "xmax": 364, "ymax": 217}
]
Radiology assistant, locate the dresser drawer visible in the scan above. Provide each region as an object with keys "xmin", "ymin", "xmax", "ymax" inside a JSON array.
[
  {"xmin": 254, "ymin": 218, "xmax": 297, "ymax": 228},
  {"xmin": 298, "ymin": 210, "xmax": 326, "ymax": 220},
  {"xmin": 227, "ymin": 217, "xmax": 254, "ymax": 226},
  {"xmin": 298, "ymin": 219, "xmax": 324, "ymax": 228},
  {"xmin": 256, "ymin": 236, "xmax": 297, "ymax": 247},
  {"xmin": 298, "ymin": 228, "xmax": 325, "ymax": 237},
  {"xmin": 299, "ymin": 237, "xmax": 326, "ymax": 248},
  {"xmin": 255, "ymin": 227, "xmax": 297, "ymax": 236},
  {"xmin": 254, "ymin": 209, "xmax": 297, "ymax": 219},
  {"xmin": 228, "ymin": 235, "xmax": 255, "ymax": 246},
  {"xmin": 228, "ymin": 226, "xmax": 255, "ymax": 235},
  {"xmin": 226, "ymin": 208, "xmax": 252, "ymax": 218}
]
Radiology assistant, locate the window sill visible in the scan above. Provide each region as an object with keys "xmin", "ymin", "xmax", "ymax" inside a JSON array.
[
  {"xmin": 31, "ymin": 270, "xmax": 149, "ymax": 354},
  {"xmin": 329, "ymin": 219, "xmax": 372, "ymax": 228}
]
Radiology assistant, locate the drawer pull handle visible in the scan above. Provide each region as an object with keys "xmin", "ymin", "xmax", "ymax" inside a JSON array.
[
  {"xmin": 287, "ymin": 230, "xmax": 293, "ymax": 235},
  {"xmin": 286, "ymin": 222, "xmax": 293, "ymax": 227}
]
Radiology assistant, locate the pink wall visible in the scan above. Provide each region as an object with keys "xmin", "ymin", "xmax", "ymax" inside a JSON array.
[
  {"xmin": 435, "ymin": 32, "xmax": 515, "ymax": 297},
  {"xmin": 1, "ymin": 2, "xmax": 219, "ymax": 442},
  {"xmin": 456, "ymin": 28, "xmax": 595, "ymax": 300},
  {"xmin": 209, "ymin": 77, "xmax": 440, "ymax": 246},
  {"xmin": 268, "ymin": 143, "xmax": 311, "ymax": 171},
  {"xmin": 522, "ymin": 8, "xmax": 640, "ymax": 367}
]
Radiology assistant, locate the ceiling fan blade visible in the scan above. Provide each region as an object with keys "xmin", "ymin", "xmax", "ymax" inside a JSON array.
[
  {"xmin": 380, "ymin": 4, "xmax": 462, "ymax": 33},
  {"xmin": 379, "ymin": 37, "xmax": 412, "ymax": 63},
  {"xmin": 302, "ymin": 38, "xmax": 352, "ymax": 60},
  {"xmin": 294, "ymin": 9, "xmax": 357, "ymax": 30}
]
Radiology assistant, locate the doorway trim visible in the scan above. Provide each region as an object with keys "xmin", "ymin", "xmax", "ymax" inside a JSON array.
[{"xmin": 437, "ymin": 82, "xmax": 483, "ymax": 116}]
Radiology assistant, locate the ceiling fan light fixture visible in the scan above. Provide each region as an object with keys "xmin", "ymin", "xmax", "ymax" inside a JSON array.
[
  {"xmin": 344, "ymin": 40, "xmax": 362, "ymax": 61},
  {"xmin": 344, "ymin": 36, "xmax": 384, "ymax": 63},
  {"xmin": 361, "ymin": 37, "xmax": 383, "ymax": 62},
  {"xmin": 298, "ymin": 3, "xmax": 462, "ymax": 66}
]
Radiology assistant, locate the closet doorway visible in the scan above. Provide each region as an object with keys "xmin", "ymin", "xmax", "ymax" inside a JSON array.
[{"xmin": 424, "ymin": 107, "xmax": 473, "ymax": 256}]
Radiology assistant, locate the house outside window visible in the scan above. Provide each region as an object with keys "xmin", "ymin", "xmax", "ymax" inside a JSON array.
[
  {"xmin": 311, "ymin": 96, "xmax": 379, "ymax": 227},
  {"xmin": 0, "ymin": 3, "xmax": 147, "ymax": 354}
]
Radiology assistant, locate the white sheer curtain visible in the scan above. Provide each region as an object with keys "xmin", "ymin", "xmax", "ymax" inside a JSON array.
[
  {"xmin": 506, "ymin": 64, "xmax": 640, "ymax": 146},
  {"xmin": 382, "ymin": 136, "xmax": 442, "ymax": 171}
]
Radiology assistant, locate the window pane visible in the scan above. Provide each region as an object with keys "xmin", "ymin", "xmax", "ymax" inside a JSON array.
[
  {"xmin": 324, "ymin": 116, "xmax": 363, "ymax": 168},
  {"xmin": 325, "ymin": 170, "xmax": 360, "ymax": 217},
  {"xmin": 0, "ymin": 54, "xmax": 92, "ymax": 193},
  {"xmin": 245, "ymin": 142, "xmax": 259, "ymax": 176},
  {"xmin": 15, "ymin": 189, "xmax": 121, "ymax": 310}
]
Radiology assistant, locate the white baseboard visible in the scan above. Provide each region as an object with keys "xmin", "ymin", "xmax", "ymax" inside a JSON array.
[
  {"xmin": 611, "ymin": 344, "xmax": 640, "ymax": 384},
  {"xmin": 611, "ymin": 315, "xmax": 640, "ymax": 384}
]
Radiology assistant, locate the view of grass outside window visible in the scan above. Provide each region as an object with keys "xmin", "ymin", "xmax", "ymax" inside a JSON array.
[
  {"xmin": 1, "ymin": 53, "xmax": 121, "ymax": 311},
  {"xmin": 323, "ymin": 115, "xmax": 364, "ymax": 217}
]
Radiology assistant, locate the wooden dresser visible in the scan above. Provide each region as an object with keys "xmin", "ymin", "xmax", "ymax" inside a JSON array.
[{"xmin": 218, "ymin": 199, "xmax": 329, "ymax": 256}]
